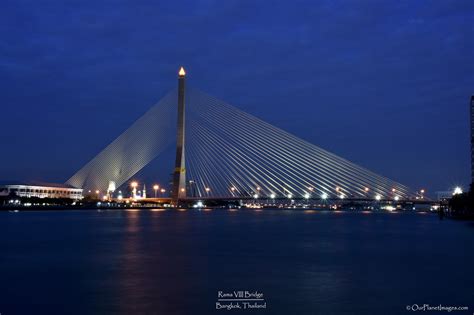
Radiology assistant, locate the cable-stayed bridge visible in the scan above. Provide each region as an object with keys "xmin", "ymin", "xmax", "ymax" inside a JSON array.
[{"xmin": 67, "ymin": 68, "xmax": 418, "ymax": 203}]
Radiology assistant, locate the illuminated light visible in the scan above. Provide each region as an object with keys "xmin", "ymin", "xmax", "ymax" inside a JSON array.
[
  {"xmin": 253, "ymin": 194, "xmax": 259, "ymax": 199},
  {"xmin": 304, "ymin": 193, "xmax": 310, "ymax": 199},
  {"xmin": 180, "ymin": 188, "xmax": 185, "ymax": 192},
  {"xmin": 205, "ymin": 187, "xmax": 211, "ymax": 192},
  {"xmin": 287, "ymin": 193, "xmax": 292, "ymax": 199},
  {"xmin": 178, "ymin": 66, "xmax": 186, "ymax": 76},
  {"xmin": 95, "ymin": 190, "xmax": 100, "ymax": 194},
  {"xmin": 196, "ymin": 201, "xmax": 204, "ymax": 208},
  {"xmin": 394, "ymin": 196, "xmax": 400, "ymax": 201},
  {"xmin": 256, "ymin": 187, "xmax": 261, "ymax": 191},
  {"xmin": 160, "ymin": 189, "xmax": 165, "ymax": 193},
  {"xmin": 392, "ymin": 188, "xmax": 396, "ymax": 192},
  {"xmin": 153, "ymin": 185, "xmax": 159, "ymax": 190},
  {"xmin": 339, "ymin": 194, "xmax": 345, "ymax": 199},
  {"xmin": 364, "ymin": 187, "xmax": 369, "ymax": 192},
  {"xmin": 321, "ymin": 193, "xmax": 328, "ymax": 200},
  {"xmin": 375, "ymin": 195, "xmax": 382, "ymax": 201},
  {"xmin": 270, "ymin": 193, "xmax": 276, "ymax": 199},
  {"xmin": 117, "ymin": 195, "xmax": 123, "ymax": 201},
  {"xmin": 336, "ymin": 187, "xmax": 340, "ymax": 192},
  {"xmin": 102, "ymin": 195, "xmax": 108, "ymax": 201},
  {"xmin": 453, "ymin": 187, "xmax": 463, "ymax": 195},
  {"xmin": 131, "ymin": 182, "xmax": 138, "ymax": 188},
  {"xmin": 420, "ymin": 189, "xmax": 425, "ymax": 194},
  {"xmin": 385, "ymin": 205, "xmax": 395, "ymax": 211},
  {"xmin": 108, "ymin": 181, "xmax": 116, "ymax": 192},
  {"xmin": 230, "ymin": 187, "xmax": 235, "ymax": 191},
  {"xmin": 308, "ymin": 187, "xmax": 314, "ymax": 191}
]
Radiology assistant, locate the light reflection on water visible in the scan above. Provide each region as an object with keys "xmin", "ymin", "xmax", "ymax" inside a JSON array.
[{"xmin": 0, "ymin": 209, "xmax": 473, "ymax": 315}]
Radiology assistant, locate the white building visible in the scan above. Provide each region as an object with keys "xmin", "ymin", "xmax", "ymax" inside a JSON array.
[{"xmin": 0, "ymin": 182, "xmax": 83, "ymax": 200}]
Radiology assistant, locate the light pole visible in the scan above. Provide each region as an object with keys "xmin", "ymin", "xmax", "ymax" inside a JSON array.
[{"xmin": 153, "ymin": 185, "xmax": 159, "ymax": 198}]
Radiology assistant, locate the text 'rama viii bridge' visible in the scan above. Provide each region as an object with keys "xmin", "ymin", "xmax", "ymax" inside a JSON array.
[{"xmin": 67, "ymin": 67, "xmax": 418, "ymax": 204}]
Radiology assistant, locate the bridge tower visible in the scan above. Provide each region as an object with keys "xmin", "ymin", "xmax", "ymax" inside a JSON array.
[{"xmin": 171, "ymin": 67, "xmax": 187, "ymax": 204}]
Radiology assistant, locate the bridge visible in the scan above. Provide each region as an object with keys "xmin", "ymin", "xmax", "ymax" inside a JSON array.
[{"xmin": 66, "ymin": 67, "xmax": 423, "ymax": 205}]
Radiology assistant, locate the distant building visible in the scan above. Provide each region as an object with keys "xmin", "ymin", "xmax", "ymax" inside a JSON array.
[
  {"xmin": 471, "ymin": 95, "xmax": 474, "ymax": 184},
  {"xmin": 436, "ymin": 191, "xmax": 453, "ymax": 201},
  {"xmin": 0, "ymin": 182, "xmax": 83, "ymax": 200}
]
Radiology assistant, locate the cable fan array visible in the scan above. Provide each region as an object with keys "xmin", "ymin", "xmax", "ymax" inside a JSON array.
[
  {"xmin": 67, "ymin": 86, "xmax": 415, "ymax": 200},
  {"xmin": 185, "ymin": 89, "xmax": 413, "ymax": 200},
  {"xmin": 67, "ymin": 90, "xmax": 177, "ymax": 191}
]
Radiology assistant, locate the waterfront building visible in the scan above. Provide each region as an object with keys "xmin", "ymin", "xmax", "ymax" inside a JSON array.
[
  {"xmin": 0, "ymin": 182, "xmax": 83, "ymax": 200},
  {"xmin": 471, "ymin": 95, "xmax": 474, "ymax": 184}
]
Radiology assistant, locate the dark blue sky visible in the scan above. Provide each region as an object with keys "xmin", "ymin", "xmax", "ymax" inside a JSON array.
[{"xmin": 1, "ymin": 0, "xmax": 473, "ymax": 194}]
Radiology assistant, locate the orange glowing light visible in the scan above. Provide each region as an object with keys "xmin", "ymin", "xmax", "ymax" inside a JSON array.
[{"xmin": 179, "ymin": 67, "xmax": 186, "ymax": 76}]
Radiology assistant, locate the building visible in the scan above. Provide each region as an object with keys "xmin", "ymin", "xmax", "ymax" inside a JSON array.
[
  {"xmin": 471, "ymin": 95, "xmax": 474, "ymax": 184},
  {"xmin": 0, "ymin": 182, "xmax": 83, "ymax": 200}
]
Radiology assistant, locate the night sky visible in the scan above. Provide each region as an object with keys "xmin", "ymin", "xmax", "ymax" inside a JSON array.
[{"xmin": 1, "ymin": 1, "xmax": 473, "ymax": 194}]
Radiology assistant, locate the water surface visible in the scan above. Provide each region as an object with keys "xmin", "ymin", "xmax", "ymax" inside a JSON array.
[{"xmin": 0, "ymin": 209, "xmax": 473, "ymax": 314}]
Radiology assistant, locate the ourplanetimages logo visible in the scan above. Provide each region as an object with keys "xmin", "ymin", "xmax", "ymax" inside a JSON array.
[{"xmin": 216, "ymin": 290, "xmax": 267, "ymax": 311}]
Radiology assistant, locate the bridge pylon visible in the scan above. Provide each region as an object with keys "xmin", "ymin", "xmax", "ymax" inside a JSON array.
[{"xmin": 171, "ymin": 67, "xmax": 187, "ymax": 204}]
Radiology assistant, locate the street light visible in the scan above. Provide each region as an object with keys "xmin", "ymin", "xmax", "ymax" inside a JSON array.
[
  {"xmin": 420, "ymin": 189, "xmax": 425, "ymax": 199},
  {"xmin": 453, "ymin": 187, "xmax": 463, "ymax": 195},
  {"xmin": 270, "ymin": 193, "xmax": 276, "ymax": 199},
  {"xmin": 287, "ymin": 193, "xmax": 292, "ymax": 199},
  {"xmin": 304, "ymin": 193, "xmax": 310, "ymax": 199},
  {"xmin": 321, "ymin": 193, "xmax": 328, "ymax": 200},
  {"xmin": 153, "ymin": 184, "xmax": 159, "ymax": 198},
  {"xmin": 375, "ymin": 194, "xmax": 381, "ymax": 201}
]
